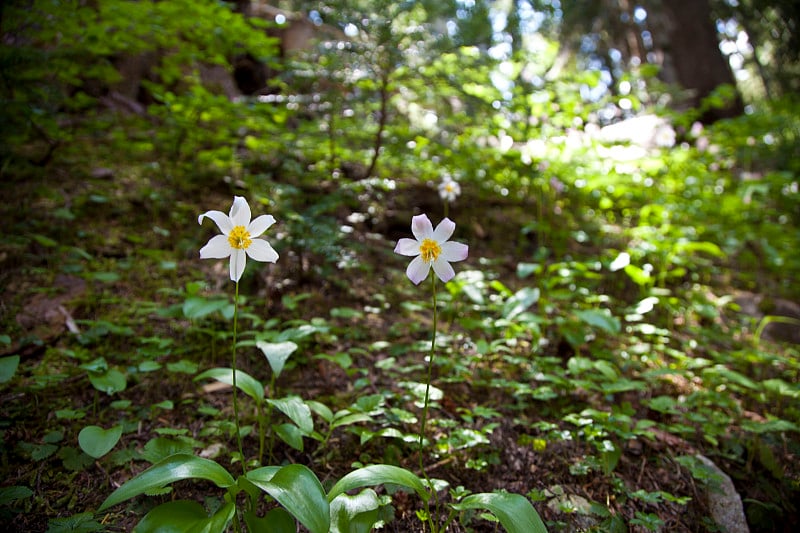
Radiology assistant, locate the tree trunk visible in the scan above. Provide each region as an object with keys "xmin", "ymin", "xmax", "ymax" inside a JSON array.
[{"xmin": 656, "ymin": 0, "xmax": 743, "ymax": 123}]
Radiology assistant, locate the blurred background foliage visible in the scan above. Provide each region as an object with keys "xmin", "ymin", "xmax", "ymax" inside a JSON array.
[{"xmin": 1, "ymin": 0, "xmax": 798, "ymax": 294}]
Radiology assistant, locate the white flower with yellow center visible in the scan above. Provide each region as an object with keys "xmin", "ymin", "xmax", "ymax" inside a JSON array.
[
  {"xmin": 394, "ymin": 214, "xmax": 468, "ymax": 285},
  {"xmin": 438, "ymin": 177, "xmax": 461, "ymax": 202},
  {"xmin": 198, "ymin": 196, "xmax": 278, "ymax": 282}
]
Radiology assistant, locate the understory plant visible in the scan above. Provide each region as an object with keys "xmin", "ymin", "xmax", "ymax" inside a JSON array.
[{"xmin": 95, "ymin": 198, "xmax": 547, "ymax": 532}]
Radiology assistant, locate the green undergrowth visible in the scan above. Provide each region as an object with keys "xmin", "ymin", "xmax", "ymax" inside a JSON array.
[{"xmin": 1, "ymin": 4, "xmax": 799, "ymax": 526}]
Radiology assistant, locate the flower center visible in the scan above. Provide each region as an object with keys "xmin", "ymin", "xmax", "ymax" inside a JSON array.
[
  {"xmin": 445, "ymin": 183, "xmax": 455, "ymax": 192},
  {"xmin": 228, "ymin": 225, "xmax": 252, "ymax": 250},
  {"xmin": 420, "ymin": 238, "xmax": 441, "ymax": 263}
]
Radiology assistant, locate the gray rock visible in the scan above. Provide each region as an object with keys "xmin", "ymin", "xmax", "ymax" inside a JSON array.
[{"xmin": 695, "ymin": 455, "xmax": 749, "ymax": 533}]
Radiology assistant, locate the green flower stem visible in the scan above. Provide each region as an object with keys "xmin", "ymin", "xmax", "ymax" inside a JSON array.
[
  {"xmin": 232, "ymin": 281, "xmax": 246, "ymax": 476},
  {"xmin": 418, "ymin": 274, "xmax": 439, "ymax": 532}
]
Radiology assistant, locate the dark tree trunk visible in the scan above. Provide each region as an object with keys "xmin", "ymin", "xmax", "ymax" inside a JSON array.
[{"xmin": 657, "ymin": 0, "xmax": 743, "ymax": 123}]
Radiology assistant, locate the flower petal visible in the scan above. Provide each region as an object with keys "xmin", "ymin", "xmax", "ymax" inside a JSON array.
[
  {"xmin": 432, "ymin": 217, "xmax": 456, "ymax": 243},
  {"xmin": 229, "ymin": 196, "xmax": 251, "ymax": 227},
  {"xmin": 406, "ymin": 255, "xmax": 430, "ymax": 285},
  {"xmin": 248, "ymin": 214, "xmax": 276, "ymax": 238},
  {"xmin": 432, "ymin": 257, "xmax": 456, "ymax": 282},
  {"xmin": 199, "ymin": 234, "xmax": 232, "ymax": 259},
  {"xmin": 230, "ymin": 248, "xmax": 247, "ymax": 282},
  {"xmin": 198, "ymin": 210, "xmax": 233, "ymax": 234},
  {"xmin": 246, "ymin": 238, "xmax": 279, "ymax": 263},
  {"xmin": 394, "ymin": 238, "xmax": 421, "ymax": 256},
  {"xmin": 440, "ymin": 241, "xmax": 468, "ymax": 262},
  {"xmin": 411, "ymin": 214, "xmax": 433, "ymax": 241}
]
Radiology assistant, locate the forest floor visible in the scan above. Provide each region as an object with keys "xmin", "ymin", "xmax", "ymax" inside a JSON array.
[{"xmin": 1, "ymin": 153, "xmax": 799, "ymax": 533}]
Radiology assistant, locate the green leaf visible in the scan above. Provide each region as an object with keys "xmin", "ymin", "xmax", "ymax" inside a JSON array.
[
  {"xmin": 274, "ymin": 423, "xmax": 306, "ymax": 451},
  {"xmin": 46, "ymin": 511, "xmax": 103, "ymax": 532},
  {"xmin": 99, "ymin": 454, "xmax": 235, "ymax": 511},
  {"xmin": 245, "ymin": 507, "xmax": 296, "ymax": 533},
  {"xmin": 88, "ymin": 368, "xmax": 127, "ymax": 395},
  {"xmin": 20, "ymin": 442, "xmax": 58, "ymax": 461},
  {"xmin": 330, "ymin": 412, "xmax": 373, "ymax": 430},
  {"xmin": 452, "ymin": 492, "xmax": 547, "ymax": 533},
  {"xmin": 268, "ymin": 397, "xmax": 313, "ymax": 433},
  {"xmin": 330, "ymin": 489, "xmax": 381, "ymax": 533},
  {"xmin": 135, "ymin": 500, "xmax": 236, "ymax": 533},
  {"xmin": 245, "ymin": 464, "xmax": 330, "ymax": 533},
  {"xmin": 257, "ymin": 341, "xmax": 298, "ymax": 378},
  {"xmin": 327, "ymin": 465, "xmax": 430, "ymax": 502},
  {"xmin": 182, "ymin": 297, "xmax": 229, "ymax": 320},
  {"xmin": 0, "ymin": 485, "xmax": 33, "ymax": 506},
  {"xmin": 78, "ymin": 425, "xmax": 122, "ymax": 459},
  {"xmin": 574, "ymin": 309, "xmax": 620, "ymax": 334},
  {"xmin": 763, "ymin": 379, "xmax": 800, "ymax": 399},
  {"xmin": 141, "ymin": 437, "xmax": 194, "ymax": 464},
  {"xmin": 502, "ymin": 287, "xmax": 540, "ymax": 320},
  {"xmin": 0, "ymin": 355, "xmax": 20, "ymax": 383},
  {"xmin": 58, "ymin": 446, "xmax": 94, "ymax": 472},
  {"xmin": 195, "ymin": 367, "xmax": 264, "ymax": 405}
]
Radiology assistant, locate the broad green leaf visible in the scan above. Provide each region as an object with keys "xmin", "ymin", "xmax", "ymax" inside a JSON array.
[
  {"xmin": 257, "ymin": 341, "xmax": 298, "ymax": 378},
  {"xmin": 327, "ymin": 465, "xmax": 430, "ymax": 502},
  {"xmin": 574, "ymin": 309, "xmax": 620, "ymax": 334},
  {"xmin": 274, "ymin": 423, "xmax": 306, "ymax": 451},
  {"xmin": 88, "ymin": 368, "xmax": 127, "ymax": 395},
  {"xmin": 306, "ymin": 400, "xmax": 334, "ymax": 423},
  {"xmin": 135, "ymin": 500, "xmax": 235, "ymax": 533},
  {"xmin": 0, "ymin": 355, "xmax": 20, "ymax": 383},
  {"xmin": 99, "ymin": 454, "xmax": 235, "ymax": 511},
  {"xmin": 268, "ymin": 397, "xmax": 313, "ymax": 433},
  {"xmin": 453, "ymin": 492, "xmax": 547, "ymax": 533},
  {"xmin": 330, "ymin": 489, "xmax": 381, "ymax": 533},
  {"xmin": 78, "ymin": 425, "xmax": 122, "ymax": 459},
  {"xmin": 194, "ymin": 367, "xmax": 264, "ymax": 405},
  {"xmin": 246, "ymin": 464, "xmax": 329, "ymax": 533}
]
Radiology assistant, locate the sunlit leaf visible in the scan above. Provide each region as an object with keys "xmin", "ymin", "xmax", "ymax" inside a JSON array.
[
  {"xmin": 327, "ymin": 465, "xmax": 429, "ymax": 502},
  {"xmin": 99, "ymin": 454, "xmax": 235, "ymax": 511},
  {"xmin": 257, "ymin": 341, "xmax": 298, "ymax": 378},
  {"xmin": 452, "ymin": 492, "xmax": 547, "ymax": 533},
  {"xmin": 502, "ymin": 287, "xmax": 540, "ymax": 320},
  {"xmin": 574, "ymin": 309, "xmax": 621, "ymax": 334},
  {"xmin": 268, "ymin": 396, "xmax": 313, "ymax": 433},
  {"xmin": 195, "ymin": 367, "xmax": 264, "ymax": 405},
  {"xmin": 330, "ymin": 488, "xmax": 381, "ymax": 533},
  {"xmin": 246, "ymin": 464, "xmax": 330, "ymax": 533}
]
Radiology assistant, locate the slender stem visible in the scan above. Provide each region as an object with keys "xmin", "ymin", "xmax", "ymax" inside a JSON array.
[
  {"xmin": 232, "ymin": 281, "xmax": 246, "ymax": 475},
  {"xmin": 418, "ymin": 274, "xmax": 438, "ymax": 532},
  {"xmin": 444, "ymin": 200, "xmax": 449, "ymax": 220}
]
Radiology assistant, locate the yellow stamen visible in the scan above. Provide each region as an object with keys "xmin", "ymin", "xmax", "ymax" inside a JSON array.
[
  {"xmin": 228, "ymin": 226, "xmax": 252, "ymax": 250},
  {"xmin": 420, "ymin": 238, "xmax": 441, "ymax": 263}
]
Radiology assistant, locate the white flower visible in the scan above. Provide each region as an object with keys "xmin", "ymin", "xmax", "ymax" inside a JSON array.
[
  {"xmin": 394, "ymin": 214, "xmax": 468, "ymax": 285},
  {"xmin": 198, "ymin": 196, "xmax": 278, "ymax": 282},
  {"xmin": 438, "ymin": 177, "xmax": 461, "ymax": 202}
]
